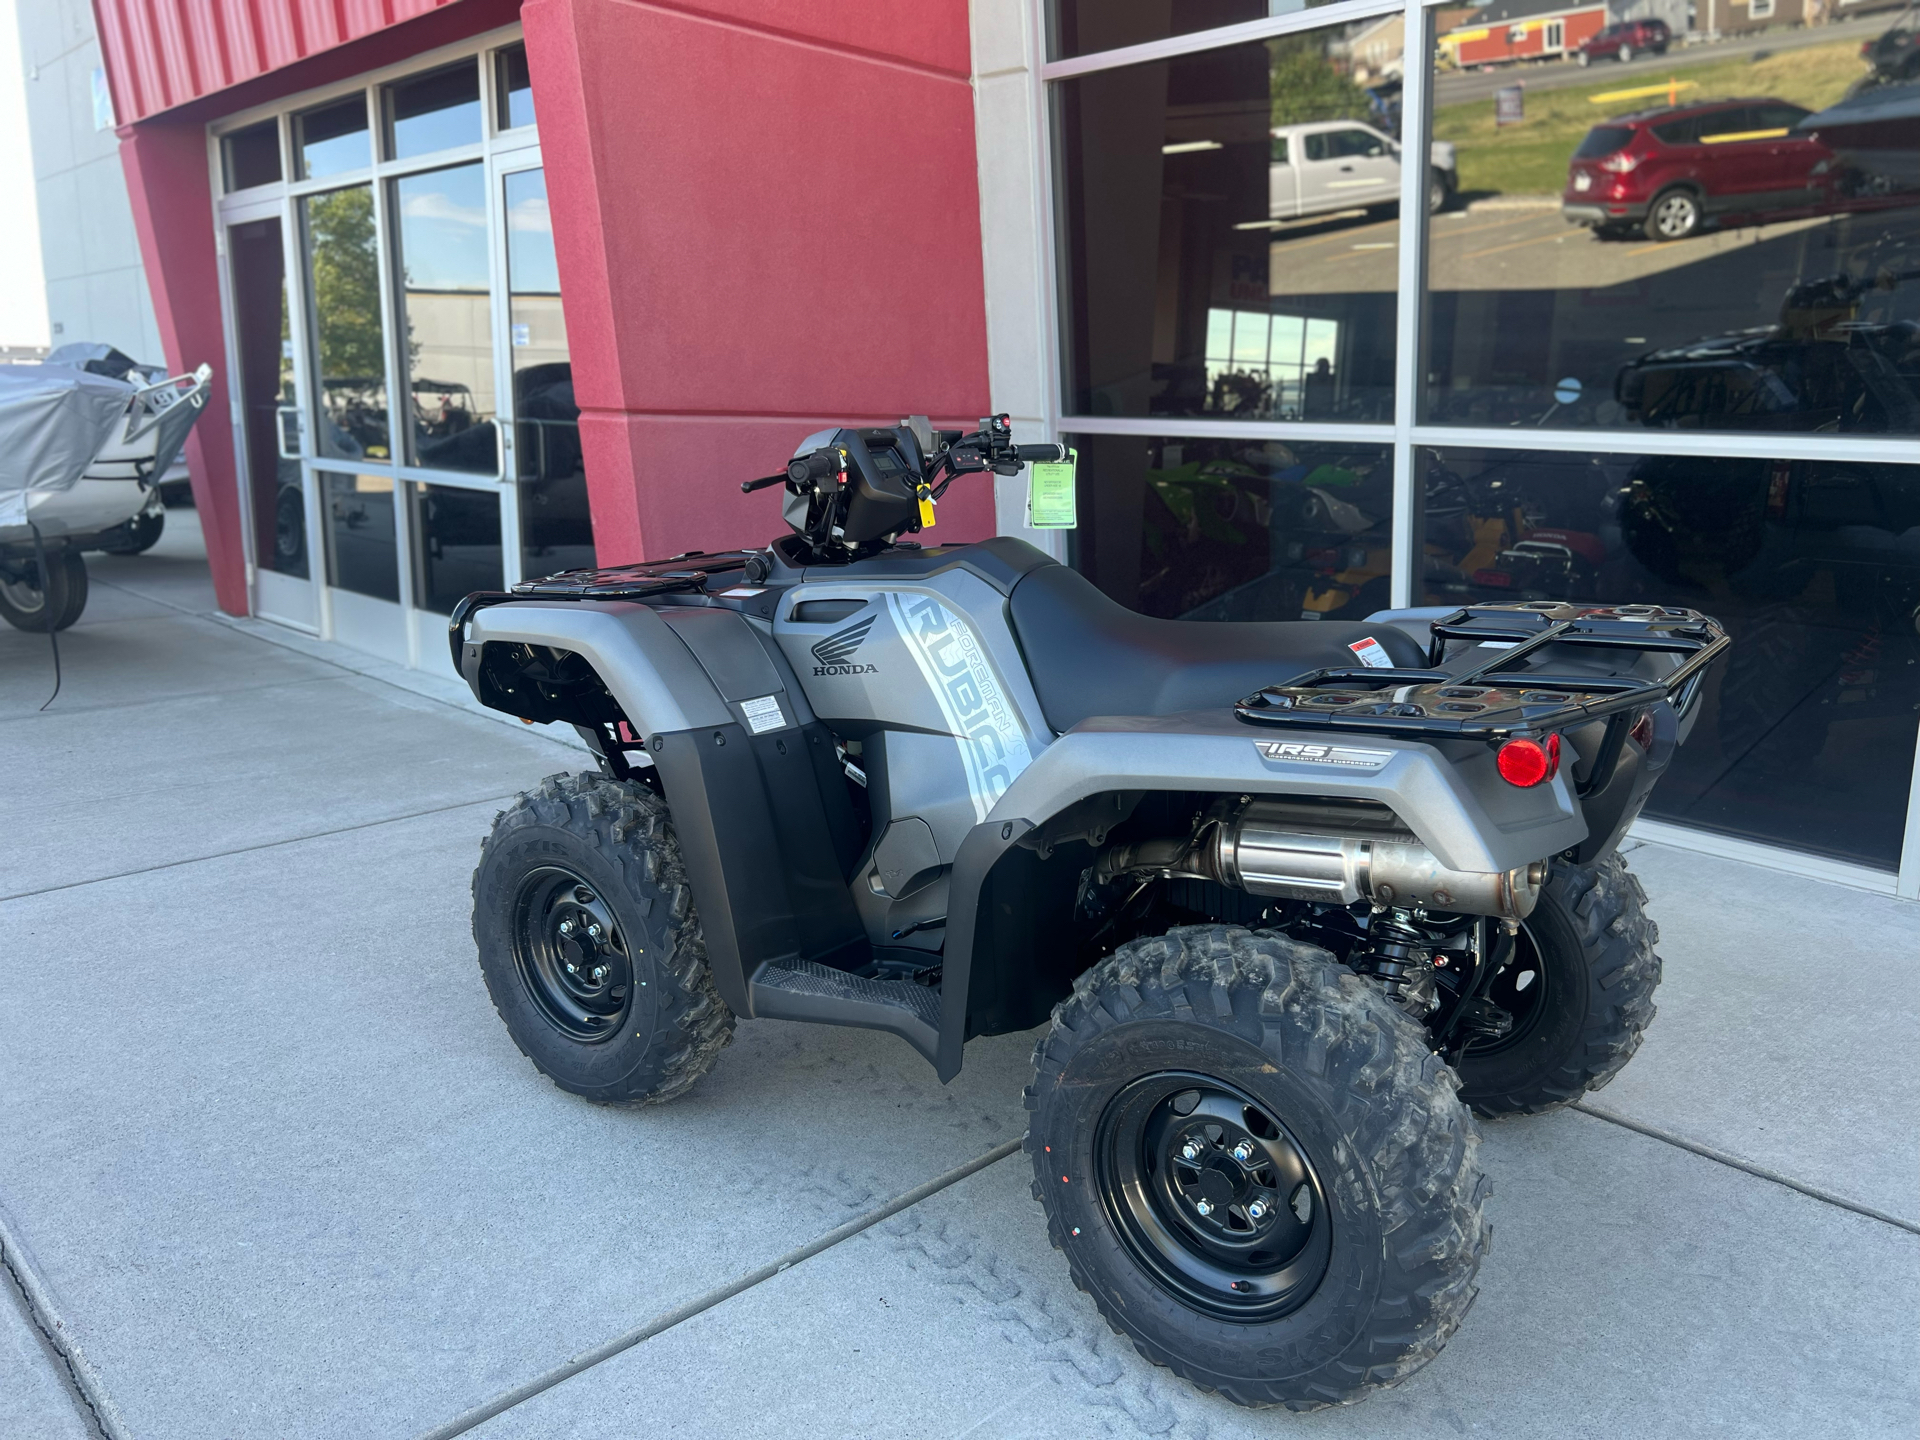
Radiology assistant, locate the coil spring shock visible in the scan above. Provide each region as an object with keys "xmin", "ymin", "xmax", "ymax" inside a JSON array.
[{"xmin": 1349, "ymin": 909, "xmax": 1440, "ymax": 1017}]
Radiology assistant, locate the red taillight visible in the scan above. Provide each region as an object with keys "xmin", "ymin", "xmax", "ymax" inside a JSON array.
[
  {"xmin": 1598, "ymin": 151, "xmax": 1641, "ymax": 174},
  {"xmin": 1630, "ymin": 712, "xmax": 1654, "ymax": 751},
  {"xmin": 1497, "ymin": 734, "xmax": 1561, "ymax": 787}
]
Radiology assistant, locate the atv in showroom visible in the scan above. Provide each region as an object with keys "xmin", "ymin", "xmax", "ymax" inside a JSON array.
[{"xmin": 452, "ymin": 416, "xmax": 1723, "ymax": 1409}]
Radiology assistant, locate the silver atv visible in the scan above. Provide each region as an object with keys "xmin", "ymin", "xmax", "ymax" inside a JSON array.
[{"xmin": 452, "ymin": 415, "xmax": 1726, "ymax": 1410}]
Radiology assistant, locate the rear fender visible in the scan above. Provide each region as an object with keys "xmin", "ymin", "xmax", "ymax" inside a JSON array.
[{"xmin": 931, "ymin": 713, "xmax": 1587, "ymax": 1080}]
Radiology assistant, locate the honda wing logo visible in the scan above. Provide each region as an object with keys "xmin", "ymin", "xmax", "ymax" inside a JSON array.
[{"xmin": 810, "ymin": 615, "xmax": 879, "ymax": 676}]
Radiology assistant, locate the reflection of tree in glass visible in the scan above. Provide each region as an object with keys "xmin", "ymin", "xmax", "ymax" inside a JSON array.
[
  {"xmin": 1267, "ymin": 33, "xmax": 1370, "ymax": 128},
  {"xmin": 307, "ymin": 186, "xmax": 383, "ymax": 379}
]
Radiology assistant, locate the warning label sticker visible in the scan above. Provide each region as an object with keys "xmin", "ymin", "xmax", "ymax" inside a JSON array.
[
  {"xmin": 1348, "ymin": 636, "xmax": 1394, "ymax": 669},
  {"xmin": 740, "ymin": 694, "xmax": 785, "ymax": 735}
]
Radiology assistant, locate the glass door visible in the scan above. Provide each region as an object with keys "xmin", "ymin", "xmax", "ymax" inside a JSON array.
[
  {"xmin": 499, "ymin": 155, "xmax": 595, "ymax": 584},
  {"xmin": 225, "ymin": 206, "xmax": 316, "ymax": 629}
]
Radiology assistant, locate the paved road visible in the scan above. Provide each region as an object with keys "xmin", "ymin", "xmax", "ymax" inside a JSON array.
[
  {"xmin": 1, "ymin": 512, "xmax": 1915, "ymax": 1438},
  {"xmin": 1434, "ymin": 15, "xmax": 1889, "ymax": 106}
]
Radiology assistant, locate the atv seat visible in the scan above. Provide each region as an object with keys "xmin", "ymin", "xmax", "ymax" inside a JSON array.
[{"xmin": 1006, "ymin": 562, "xmax": 1428, "ymax": 733}]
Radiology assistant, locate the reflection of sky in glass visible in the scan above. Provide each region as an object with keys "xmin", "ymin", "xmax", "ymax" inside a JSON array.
[
  {"xmin": 389, "ymin": 65, "xmax": 481, "ymax": 160},
  {"xmin": 395, "ymin": 165, "xmax": 490, "ymax": 291},
  {"xmin": 505, "ymin": 170, "xmax": 560, "ymax": 295},
  {"xmin": 500, "ymin": 47, "xmax": 536, "ymax": 130},
  {"xmin": 299, "ymin": 99, "xmax": 368, "ymax": 179}
]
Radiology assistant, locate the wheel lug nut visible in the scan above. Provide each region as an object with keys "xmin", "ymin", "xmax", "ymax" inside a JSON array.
[
  {"xmin": 1231, "ymin": 1141, "xmax": 1256, "ymax": 1163},
  {"xmin": 1248, "ymin": 1199, "xmax": 1269, "ymax": 1221},
  {"xmin": 565, "ymin": 962, "xmax": 578, "ymax": 974},
  {"xmin": 587, "ymin": 924, "xmax": 605, "ymax": 942},
  {"xmin": 1180, "ymin": 1140, "xmax": 1203, "ymax": 1162},
  {"xmin": 591, "ymin": 965, "xmax": 609, "ymax": 982},
  {"xmin": 558, "ymin": 919, "xmax": 575, "ymax": 936},
  {"xmin": 1195, "ymin": 1199, "xmax": 1214, "ymax": 1218}
]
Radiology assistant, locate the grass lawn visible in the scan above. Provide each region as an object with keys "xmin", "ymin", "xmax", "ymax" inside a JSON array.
[{"xmin": 1434, "ymin": 40, "xmax": 1867, "ymax": 196}]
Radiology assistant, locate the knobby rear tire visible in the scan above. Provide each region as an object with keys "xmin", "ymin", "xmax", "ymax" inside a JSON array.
[
  {"xmin": 1456, "ymin": 853, "xmax": 1661, "ymax": 1117},
  {"xmin": 1026, "ymin": 924, "xmax": 1489, "ymax": 1410}
]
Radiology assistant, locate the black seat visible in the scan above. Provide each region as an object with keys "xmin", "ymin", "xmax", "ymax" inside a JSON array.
[{"xmin": 1006, "ymin": 563, "xmax": 1428, "ymax": 733}]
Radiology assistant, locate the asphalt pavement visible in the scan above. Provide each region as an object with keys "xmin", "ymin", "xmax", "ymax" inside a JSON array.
[
  {"xmin": 1433, "ymin": 15, "xmax": 1890, "ymax": 107},
  {"xmin": 1, "ymin": 509, "xmax": 1915, "ymax": 1439}
]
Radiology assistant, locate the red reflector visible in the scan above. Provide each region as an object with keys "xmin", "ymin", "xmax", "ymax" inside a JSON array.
[
  {"xmin": 1471, "ymin": 569, "xmax": 1514, "ymax": 588},
  {"xmin": 1630, "ymin": 712, "xmax": 1654, "ymax": 751},
  {"xmin": 1497, "ymin": 734, "xmax": 1560, "ymax": 787}
]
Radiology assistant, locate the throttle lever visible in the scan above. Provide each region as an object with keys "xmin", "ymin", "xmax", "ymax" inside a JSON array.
[{"xmin": 740, "ymin": 473, "xmax": 787, "ymax": 494}]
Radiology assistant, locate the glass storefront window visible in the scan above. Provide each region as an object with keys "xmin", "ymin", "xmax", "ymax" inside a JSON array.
[
  {"xmin": 295, "ymin": 97, "xmax": 370, "ymax": 179},
  {"xmin": 409, "ymin": 483, "xmax": 502, "ymax": 613},
  {"xmin": 321, "ymin": 472, "xmax": 400, "ymax": 602},
  {"xmin": 391, "ymin": 164, "xmax": 497, "ymax": 474},
  {"xmin": 1049, "ymin": 1, "xmax": 1318, "ymax": 61},
  {"xmin": 506, "ymin": 167, "xmax": 595, "ymax": 579},
  {"xmin": 1424, "ymin": 40, "xmax": 1920, "ymax": 433},
  {"xmin": 384, "ymin": 62, "xmax": 482, "ymax": 160},
  {"xmin": 497, "ymin": 45, "xmax": 536, "ymax": 131},
  {"xmin": 1066, "ymin": 432, "xmax": 1394, "ymax": 620},
  {"xmin": 1055, "ymin": 23, "xmax": 1403, "ymax": 422},
  {"xmin": 302, "ymin": 185, "xmax": 389, "ymax": 461},
  {"xmin": 222, "ymin": 121, "xmax": 281, "ymax": 192},
  {"xmin": 1417, "ymin": 446, "xmax": 1920, "ymax": 867}
]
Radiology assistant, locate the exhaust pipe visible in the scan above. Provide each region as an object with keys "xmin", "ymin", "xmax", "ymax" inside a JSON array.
[{"xmin": 1101, "ymin": 801, "xmax": 1545, "ymax": 921}]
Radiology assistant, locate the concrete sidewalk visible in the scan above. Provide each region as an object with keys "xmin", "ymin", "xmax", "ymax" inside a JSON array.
[{"xmin": 1, "ymin": 511, "xmax": 1915, "ymax": 1440}]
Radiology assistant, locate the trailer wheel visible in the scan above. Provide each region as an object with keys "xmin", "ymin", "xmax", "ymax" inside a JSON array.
[
  {"xmin": 0, "ymin": 550, "xmax": 88, "ymax": 632},
  {"xmin": 1454, "ymin": 853, "xmax": 1661, "ymax": 1117},
  {"xmin": 1027, "ymin": 925, "xmax": 1489, "ymax": 1410},
  {"xmin": 472, "ymin": 771, "xmax": 733, "ymax": 1104}
]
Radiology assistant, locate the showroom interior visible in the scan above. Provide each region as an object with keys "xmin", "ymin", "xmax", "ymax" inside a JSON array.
[{"xmin": 55, "ymin": 0, "xmax": 1920, "ymax": 894}]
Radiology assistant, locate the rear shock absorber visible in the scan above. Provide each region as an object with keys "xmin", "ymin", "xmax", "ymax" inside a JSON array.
[{"xmin": 1348, "ymin": 909, "xmax": 1440, "ymax": 1017}]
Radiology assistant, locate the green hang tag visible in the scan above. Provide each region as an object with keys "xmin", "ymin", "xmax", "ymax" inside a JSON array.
[{"xmin": 1027, "ymin": 448, "xmax": 1078, "ymax": 529}]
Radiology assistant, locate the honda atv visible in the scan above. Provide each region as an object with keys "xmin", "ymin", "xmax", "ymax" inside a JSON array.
[{"xmin": 451, "ymin": 416, "xmax": 1726, "ymax": 1410}]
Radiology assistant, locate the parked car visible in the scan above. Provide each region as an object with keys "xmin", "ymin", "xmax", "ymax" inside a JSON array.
[
  {"xmin": 1269, "ymin": 120, "xmax": 1458, "ymax": 221},
  {"xmin": 1561, "ymin": 97, "xmax": 1837, "ymax": 241},
  {"xmin": 1573, "ymin": 18, "xmax": 1670, "ymax": 66},
  {"xmin": 1861, "ymin": 3, "xmax": 1920, "ymax": 85}
]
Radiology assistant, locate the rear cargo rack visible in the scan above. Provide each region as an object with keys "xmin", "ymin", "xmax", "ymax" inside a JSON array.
[{"xmin": 1235, "ymin": 602, "xmax": 1728, "ymax": 791}]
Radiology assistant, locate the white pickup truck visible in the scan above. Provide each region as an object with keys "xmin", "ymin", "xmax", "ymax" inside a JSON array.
[{"xmin": 1269, "ymin": 120, "xmax": 1458, "ymax": 221}]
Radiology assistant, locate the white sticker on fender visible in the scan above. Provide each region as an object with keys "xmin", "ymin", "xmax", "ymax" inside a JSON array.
[
  {"xmin": 1348, "ymin": 636, "xmax": 1393, "ymax": 669},
  {"xmin": 885, "ymin": 591, "xmax": 1034, "ymax": 823},
  {"xmin": 739, "ymin": 694, "xmax": 785, "ymax": 734}
]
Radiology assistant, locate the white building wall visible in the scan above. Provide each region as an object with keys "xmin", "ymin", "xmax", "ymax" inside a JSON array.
[
  {"xmin": 969, "ymin": 0, "xmax": 1066, "ymax": 559},
  {"xmin": 16, "ymin": 0, "xmax": 165, "ymax": 365}
]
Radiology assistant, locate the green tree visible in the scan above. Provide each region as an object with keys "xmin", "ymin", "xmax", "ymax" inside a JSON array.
[
  {"xmin": 1268, "ymin": 34, "xmax": 1371, "ymax": 128},
  {"xmin": 305, "ymin": 185, "xmax": 384, "ymax": 381}
]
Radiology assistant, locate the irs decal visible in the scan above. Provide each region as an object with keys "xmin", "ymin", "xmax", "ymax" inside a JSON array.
[
  {"xmin": 1255, "ymin": 740, "xmax": 1393, "ymax": 769},
  {"xmin": 885, "ymin": 592, "xmax": 1034, "ymax": 823},
  {"xmin": 810, "ymin": 615, "xmax": 878, "ymax": 676}
]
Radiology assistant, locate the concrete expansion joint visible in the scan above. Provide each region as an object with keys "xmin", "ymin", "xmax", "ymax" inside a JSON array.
[
  {"xmin": 1572, "ymin": 1103, "xmax": 1920, "ymax": 1239},
  {"xmin": 414, "ymin": 1138, "xmax": 1024, "ymax": 1440},
  {"xmin": 0, "ymin": 1215, "xmax": 125, "ymax": 1440}
]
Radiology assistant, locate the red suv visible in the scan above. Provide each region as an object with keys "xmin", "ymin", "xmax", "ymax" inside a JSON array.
[
  {"xmin": 1574, "ymin": 18, "xmax": 1671, "ymax": 65},
  {"xmin": 1561, "ymin": 97, "xmax": 1838, "ymax": 241}
]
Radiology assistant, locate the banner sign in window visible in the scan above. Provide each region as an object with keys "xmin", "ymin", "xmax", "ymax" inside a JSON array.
[{"xmin": 1028, "ymin": 448, "xmax": 1078, "ymax": 529}]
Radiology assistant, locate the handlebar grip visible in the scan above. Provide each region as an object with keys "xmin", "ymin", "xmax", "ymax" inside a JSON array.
[
  {"xmin": 1014, "ymin": 444, "xmax": 1068, "ymax": 463},
  {"xmin": 787, "ymin": 450, "xmax": 841, "ymax": 485},
  {"xmin": 740, "ymin": 473, "xmax": 787, "ymax": 494}
]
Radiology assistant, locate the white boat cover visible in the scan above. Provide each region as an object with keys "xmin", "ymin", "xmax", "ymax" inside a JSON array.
[{"xmin": 0, "ymin": 364, "xmax": 137, "ymax": 528}]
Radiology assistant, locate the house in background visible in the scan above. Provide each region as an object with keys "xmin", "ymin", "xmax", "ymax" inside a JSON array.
[{"xmin": 1440, "ymin": 0, "xmax": 1614, "ymax": 66}]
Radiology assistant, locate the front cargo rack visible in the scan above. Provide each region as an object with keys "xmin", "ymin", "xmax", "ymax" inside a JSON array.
[{"xmin": 1235, "ymin": 601, "xmax": 1729, "ymax": 764}]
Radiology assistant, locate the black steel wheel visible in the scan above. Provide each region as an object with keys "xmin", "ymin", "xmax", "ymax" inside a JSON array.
[
  {"xmin": 511, "ymin": 866, "xmax": 635, "ymax": 1043},
  {"xmin": 1455, "ymin": 853, "xmax": 1661, "ymax": 1116},
  {"xmin": 1096, "ymin": 1074, "xmax": 1331, "ymax": 1323},
  {"xmin": 472, "ymin": 772, "xmax": 733, "ymax": 1104},
  {"xmin": 1027, "ymin": 925, "xmax": 1488, "ymax": 1410}
]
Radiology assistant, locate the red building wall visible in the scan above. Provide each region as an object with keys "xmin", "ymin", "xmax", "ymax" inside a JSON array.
[{"xmin": 97, "ymin": 0, "xmax": 994, "ymax": 615}]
